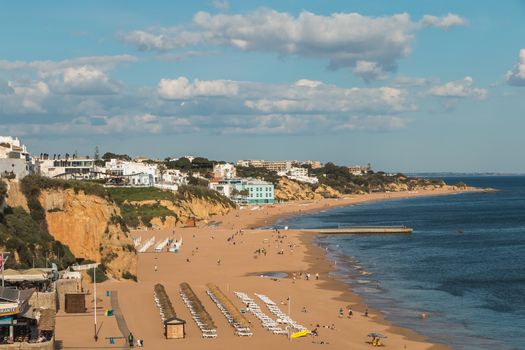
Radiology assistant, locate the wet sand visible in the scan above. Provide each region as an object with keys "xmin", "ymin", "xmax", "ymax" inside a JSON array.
[{"xmin": 55, "ymin": 187, "xmax": 478, "ymax": 349}]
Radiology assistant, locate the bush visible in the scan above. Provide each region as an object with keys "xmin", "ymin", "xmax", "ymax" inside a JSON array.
[
  {"xmin": 120, "ymin": 203, "xmax": 177, "ymax": 228},
  {"xmin": 107, "ymin": 187, "xmax": 179, "ymax": 204},
  {"xmin": 88, "ymin": 266, "xmax": 109, "ymax": 283},
  {"xmin": 122, "ymin": 271, "xmax": 137, "ymax": 282}
]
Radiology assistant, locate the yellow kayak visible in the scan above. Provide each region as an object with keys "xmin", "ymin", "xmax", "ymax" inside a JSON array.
[{"xmin": 291, "ymin": 330, "xmax": 310, "ymax": 339}]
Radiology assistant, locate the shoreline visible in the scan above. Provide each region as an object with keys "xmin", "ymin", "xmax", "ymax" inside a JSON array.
[{"xmin": 238, "ymin": 186, "xmax": 483, "ymax": 349}]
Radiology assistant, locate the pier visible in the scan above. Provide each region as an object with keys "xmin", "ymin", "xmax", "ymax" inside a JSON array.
[{"xmin": 301, "ymin": 226, "xmax": 413, "ymax": 234}]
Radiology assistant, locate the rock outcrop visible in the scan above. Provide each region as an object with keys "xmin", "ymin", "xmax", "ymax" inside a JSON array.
[
  {"xmin": 129, "ymin": 195, "xmax": 234, "ymax": 229},
  {"xmin": 3, "ymin": 179, "xmax": 29, "ymax": 211},
  {"xmin": 275, "ymin": 177, "xmax": 342, "ymax": 201},
  {"xmin": 38, "ymin": 188, "xmax": 137, "ymax": 280}
]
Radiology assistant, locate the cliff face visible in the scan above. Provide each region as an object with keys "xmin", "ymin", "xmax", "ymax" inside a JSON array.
[
  {"xmin": 275, "ymin": 177, "xmax": 342, "ymax": 201},
  {"xmin": 4, "ymin": 179, "xmax": 29, "ymax": 211},
  {"xmin": 38, "ymin": 189, "xmax": 137, "ymax": 279},
  {"xmin": 129, "ymin": 196, "xmax": 233, "ymax": 229}
]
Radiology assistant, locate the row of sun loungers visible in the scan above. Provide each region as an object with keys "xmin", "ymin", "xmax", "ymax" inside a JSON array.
[
  {"xmin": 179, "ymin": 283, "xmax": 217, "ymax": 339},
  {"xmin": 132, "ymin": 236, "xmax": 142, "ymax": 248},
  {"xmin": 154, "ymin": 238, "xmax": 170, "ymax": 252},
  {"xmin": 138, "ymin": 236, "xmax": 155, "ymax": 253},
  {"xmin": 255, "ymin": 293, "xmax": 307, "ymax": 331},
  {"xmin": 206, "ymin": 283, "xmax": 253, "ymax": 337},
  {"xmin": 153, "ymin": 284, "xmax": 180, "ymax": 324},
  {"xmin": 234, "ymin": 291, "xmax": 288, "ymax": 335}
]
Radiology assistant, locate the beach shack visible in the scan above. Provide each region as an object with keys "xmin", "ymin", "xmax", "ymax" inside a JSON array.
[
  {"xmin": 165, "ymin": 317, "xmax": 186, "ymax": 339},
  {"xmin": 153, "ymin": 284, "xmax": 186, "ymax": 339},
  {"xmin": 0, "ymin": 286, "xmax": 39, "ymax": 344}
]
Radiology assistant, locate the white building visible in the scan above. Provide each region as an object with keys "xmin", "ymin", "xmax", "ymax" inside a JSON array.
[
  {"xmin": 235, "ymin": 160, "xmax": 292, "ymax": 172},
  {"xmin": 277, "ymin": 166, "xmax": 319, "ymax": 184},
  {"xmin": 348, "ymin": 164, "xmax": 371, "ymax": 176},
  {"xmin": 105, "ymin": 159, "xmax": 158, "ymax": 186},
  {"xmin": 213, "ymin": 163, "xmax": 236, "ymax": 179},
  {"xmin": 38, "ymin": 158, "xmax": 96, "ymax": 179},
  {"xmin": 0, "ymin": 136, "xmax": 33, "ymax": 180}
]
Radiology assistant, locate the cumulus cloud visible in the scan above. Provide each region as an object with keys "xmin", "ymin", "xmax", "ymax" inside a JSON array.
[
  {"xmin": 0, "ymin": 80, "xmax": 50, "ymax": 114},
  {"xmin": 505, "ymin": 49, "xmax": 525, "ymax": 86},
  {"xmin": 420, "ymin": 13, "xmax": 467, "ymax": 29},
  {"xmin": 0, "ymin": 73, "xmax": 415, "ymax": 136},
  {"xmin": 120, "ymin": 9, "xmax": 465, "ymax": 80},
  {"xmin": 158, "ymin": 77, "xmax": 239, "ymax": 99},
  {"xmin": 47, "ymin": 66, "xmax": 121, "ymax": 95},
  {"xmin": 352, "ymin": 61, "xmax": 388, "ymax": 82},
  {"xmin": 0, "ymin": 55, "xmax": 135, "ymax": 96},
  {"xmin": 427, "ymin": 76, "xmax": 487, "ymax": 99}
]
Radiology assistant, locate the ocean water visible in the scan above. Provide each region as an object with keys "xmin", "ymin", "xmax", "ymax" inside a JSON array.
[{"xmin": 277, "ymin": 176, "xmax": 525, "ymax": 350}]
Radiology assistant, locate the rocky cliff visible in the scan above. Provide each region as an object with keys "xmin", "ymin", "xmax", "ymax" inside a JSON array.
[
  {"xmin": 128, "ymin": 194, "xmax": 234, "ymax": 229},
  {"xmin": 38, "ymin": 189, "xmax": 137, "ymax": 279},
  {"xmin": 275, "ymin": 177, "xmax": 342, "ymax": 201}
]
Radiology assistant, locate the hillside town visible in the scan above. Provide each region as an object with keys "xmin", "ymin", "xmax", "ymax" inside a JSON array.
[{"xmin": 0, "ymin": 136, "xmax": 371, "ymax": 206}]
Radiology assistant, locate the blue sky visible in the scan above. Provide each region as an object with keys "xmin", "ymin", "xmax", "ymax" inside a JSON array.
[{"xmin": 1, "ymin": 0, "xmax": 525, "ymax": 172}]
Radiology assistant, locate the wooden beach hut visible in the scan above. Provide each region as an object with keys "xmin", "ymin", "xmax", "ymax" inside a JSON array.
[{"xmin": 165, "ymin": 316, "xmax": 186, "ymax": 339}]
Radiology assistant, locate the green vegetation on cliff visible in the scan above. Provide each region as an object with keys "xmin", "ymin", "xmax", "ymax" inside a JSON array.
[
  {"xmin": 312, "ymin": 163, "xmax": 444, "ymax": 194},
  {"xmin": 108, "ymin": 184, "xmax": 235, "ymax": 228},
  {"xmin": 120, "ymin": 203, "xmax": 177, "ymax": 228},
  {"xmin": 0, "ymin": 205, "xmax": 76, "ymax": 269}
]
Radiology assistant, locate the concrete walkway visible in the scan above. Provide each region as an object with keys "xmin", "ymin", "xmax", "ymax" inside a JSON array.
[{"xmin": 110, "ymin": 291, "xmax": 131, "ymax": 348}]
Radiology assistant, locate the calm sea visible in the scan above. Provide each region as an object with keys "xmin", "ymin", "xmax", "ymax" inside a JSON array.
[{"xmin": 276, "ymin": 176, "xmax": 525, "ymax": 350}]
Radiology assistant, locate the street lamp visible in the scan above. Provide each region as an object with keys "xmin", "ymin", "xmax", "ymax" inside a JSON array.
[{"xmin": 1, "ymin": 252, "xmax": 10, "ymax": 287}]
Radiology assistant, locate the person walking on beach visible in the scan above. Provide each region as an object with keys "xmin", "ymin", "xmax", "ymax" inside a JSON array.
[
  {"xmin": 154, "ymin": 265, "xmax": 158, "ymax": 272},
  {"xmin": 339, "ymin": 307, "xmax": 344, "ymax": 318},
  {"xmin": 316, "ymin": 273, "xmax": 319, "ymax": 280},
  {"xmin": 348, "ymin": 308, "xmax": 353, "ymax": 318},
  {"xmin": 128, "ymin": 332, "xmax": 134, "ymax": 348}
]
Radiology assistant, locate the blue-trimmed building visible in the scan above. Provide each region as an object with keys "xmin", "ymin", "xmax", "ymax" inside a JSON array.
[{"xmin": 209, "ymin": 178, "xmax": 274, "ymax": 205}]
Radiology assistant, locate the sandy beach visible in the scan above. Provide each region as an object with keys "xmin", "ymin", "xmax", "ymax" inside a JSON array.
[{"xmin": 55, "ymin": 187, "xmax": 479, "ymax": 349}]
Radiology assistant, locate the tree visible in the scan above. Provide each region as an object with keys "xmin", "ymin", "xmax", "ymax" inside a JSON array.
[
  {"xmin": 94, "ymin": 146, "xmax": 100, "ymax": 161},
  {"xmin": 102, "ymin": 152, "xmax": 131, "ymax": 161}
]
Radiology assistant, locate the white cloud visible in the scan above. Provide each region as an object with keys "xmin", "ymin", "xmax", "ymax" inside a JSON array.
[
  {"xmin": 427, "ymin": 76, "xmax": 487, "ymax": 99},
  {"xmin": 0, "ymin": 55, "xmax": 135, "ymax": 96},
  {"xmin": 420, "ymin": 13, "xmax": 467, "ymax": 29},
  {"xmin": 212, "ymin": 0, "xmax": 229, "ymax": 11},
  {"xmin": 505, "ymin": 49, "xmax": 525, "ymax": 86},
  {"xmin": 244, "ymin": 83, "xmax": 413, "ymax": 114},
  {"xmin": 158, "ymin": 77, "xmax": 239, "ymax": 99},
  {"xmin": 120, "ymin": 9, "xmax": 466, "ymax": 80},
  {"xmin": 0, "ymin": 80, "xmax": 50, "ymax": 114},
  {"xmin": 48, "ymin": 66, "xmax": 121, "ymax": 95},
  {"xmin": 352, "ymin": 60, "xmax": 388, "ymax": 81},
  {"xmin": 0, "ymin": 55, "xmax": 137, "ymax": 75}
]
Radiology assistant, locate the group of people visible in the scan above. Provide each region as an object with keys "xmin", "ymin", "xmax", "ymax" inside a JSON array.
[{"xmin": 128, "ymin": 332, "xmax": 143, "ymax": 348}]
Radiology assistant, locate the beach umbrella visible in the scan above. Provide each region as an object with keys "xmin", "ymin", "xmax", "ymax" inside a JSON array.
[{"xmin": 367, "ymin": 333, "xmax": 387, "ymax": 338}]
